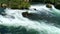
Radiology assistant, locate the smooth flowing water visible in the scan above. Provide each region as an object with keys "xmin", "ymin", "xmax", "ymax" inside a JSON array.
[{"xmin": 0, "ymin": 4, "xmax": 60, "ymax": 34}]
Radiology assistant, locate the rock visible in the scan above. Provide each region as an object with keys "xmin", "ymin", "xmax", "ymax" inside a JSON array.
[
  {"xmin": 34, "ymin": 8, "xmax": 36, "ymax": 10},
  {"xmin": 55, "ymin": 3, "xmax": 60, "ymax": 9},
  {"xmin": 1, "ymin": 3, "xmax": 7, "ymax": 8},
  {"xmin": 22, "ymin": 11, "xmax": 32, "ymax": 17},
  {"xmin": 22, "ymin": 12, "xmax": 29, "ymax": 17},
  {"xmin": 46, "ymin": 4, "xmax": 52, "ymax": 8}
]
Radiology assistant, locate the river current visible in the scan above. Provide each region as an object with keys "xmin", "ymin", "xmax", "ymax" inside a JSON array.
[{"xmin": 0, "ymin": 4, "xmax": 60, "ymax": 34}]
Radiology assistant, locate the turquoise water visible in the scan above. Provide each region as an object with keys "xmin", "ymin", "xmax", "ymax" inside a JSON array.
[{"xmin": 0, "ymin": 4, "xmax": 60, "ymax": 34}]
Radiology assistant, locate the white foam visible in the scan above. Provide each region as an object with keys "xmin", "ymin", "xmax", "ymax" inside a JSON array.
[{"xmin": 0, "ymin": 5, "xmax": 60, "ymax": 34}]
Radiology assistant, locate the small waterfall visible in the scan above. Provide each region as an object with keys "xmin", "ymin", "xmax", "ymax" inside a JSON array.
[{"xmin": 0, "ymin": 4, "xmax": 60, "ymax": 34}]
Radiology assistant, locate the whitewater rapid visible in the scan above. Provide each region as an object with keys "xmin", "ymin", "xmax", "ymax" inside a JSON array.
[{"xmin": 0, "ymin": 4, "xmax": 60, "ymax": 34}]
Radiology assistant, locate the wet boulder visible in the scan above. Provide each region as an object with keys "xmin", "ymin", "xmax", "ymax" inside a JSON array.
[
  {"xmin": 46, "ymin": 4, "xmax": 52, "ymax": 8},
  {"xmin": 34, "ymin": 8, "xmax": 36, "ymax": 10},
  {"xmin": 0, "ymin": 3, "xmax": 7, "ymax": 16},
  {"xmin": 22, "ymin": 11, "xmax": 32, "ymax": 17},
  {"xmin": 1, "ymin": 3, "xmax": 7, "ymax": 8}
]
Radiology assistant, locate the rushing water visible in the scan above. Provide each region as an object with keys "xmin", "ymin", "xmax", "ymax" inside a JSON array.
[{"xmin": 0, "ymin": 4, "xmax": 60, "ymax": 34}]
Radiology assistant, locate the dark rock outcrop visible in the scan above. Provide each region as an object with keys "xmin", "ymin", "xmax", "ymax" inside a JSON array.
[
  {"xmin": 0, "ymin": 3, "xmax": 7, "ymax": 8},
  {"xmin": 22, "ymin": 12, "xmax": 32, "ymax": 17},
  {"xmin": 46, "ymin": 4, "xmax": 52, "ymax": 8}
]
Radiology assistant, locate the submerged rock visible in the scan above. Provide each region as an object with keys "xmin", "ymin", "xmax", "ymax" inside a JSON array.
[{"xmin": 46, "ymin": 4, "xmax": 52, "ymax": 8}]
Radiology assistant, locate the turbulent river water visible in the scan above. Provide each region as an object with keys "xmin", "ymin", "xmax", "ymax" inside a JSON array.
[{"xmin": 0, "ymin": 4, "xmax": 60, "ymax": 34}]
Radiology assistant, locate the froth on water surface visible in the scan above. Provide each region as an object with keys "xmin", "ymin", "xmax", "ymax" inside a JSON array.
[{"xmin": 0, "ymin": 4, "xmax": 60, "ymax": 34}]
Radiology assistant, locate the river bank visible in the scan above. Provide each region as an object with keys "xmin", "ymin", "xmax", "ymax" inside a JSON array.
[{"xmin": 0, "ymin": 0, "xmax": 60, "ymax": 10}]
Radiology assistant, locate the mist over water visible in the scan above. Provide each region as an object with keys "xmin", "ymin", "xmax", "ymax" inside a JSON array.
[{"xmin": 0, "ymin": 4, "xmax": 60, "ymax": 34}]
